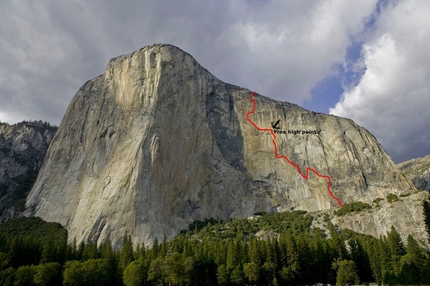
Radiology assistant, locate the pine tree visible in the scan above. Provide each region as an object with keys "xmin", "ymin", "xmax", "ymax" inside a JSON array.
[
  {"xmin": 399, "ymin": 235, "xmax": 428, "ymax": 284},
  {"xmin": 40, "ymin": 239, "xmax": 56, "ymax": 264},
  {"xmin": 82, "ymin": 241, "xmax": 99, "ymax": 260},
  {"xmin": 7, "ymin": 237, "xmax": 24, "ymax": 268},
  {"xmin": 100, "ymin": 240, "xmax": 120, "ymax": 285},
  {"xmin": 217, "ymin": 264, "xmax": 230, "ymax": 286},
  {"xmin": 406, "ymin": 235, "xmax": 425, "ymax": 262},
  {"xmin": 151, "ymin": 237, "xmax": 159, "ymax": 260},
  {"xmin": 243, "ymin": 261, "xmax": 260, "ymax": 284},
  {"xmin": 367, "ymin": 239, "xmax": 383, "ymax": 284},
  {"xmin": 387, "ymin": 226, "xmax": 406, "ymax": 274},
  {"xmin": 226, "ymin": 239, "xmax": 242, "ymax": 271},
  {"xmin": 230, "ymin": 264, "xmax": 245, "ymax": 285},
  {"xmin": 159, "ymin": 235, "xmax": 168, "ymax": 258},
  {"xmin": 119, "ymin": 235, "xmax": 134, "ymax": 271},
  {"xmin": 214, "ymin": 239, "xmax": 227, "ymax": 265},
  {"xmin": 76, "ymin": 241, "xmax": 85, "ymax": 261},
  {"xmin": 397, "ymin": 260, "xmax": 420, "ymax": 285},
  {"xmin": 328, "ymin": 221, "xmax": 348, "ymax": 260},
  {"xmin": 264, "ymin": 237, "xmax": 277, "ymax": 265},
  {"xmin": 66, "ymin": 237, "xmax": 78, "ymax": 261},
  {"xmin": 283, "ymin": 232, "xmax": 300, "ymax": 278},
  {"xmin": 349, "ymin": 237, "xmax": 372, "ymax": 283},
  {"xmin": 248, "ymin": 238, "xmax": 262, "ymax": 267},
  {"xmin": 309, "ymin": 229, "xmax": 330, "ymax": 283},
  {"xmin": 296, "ymin": 234, "xmax": 312, "ymax": 284}
]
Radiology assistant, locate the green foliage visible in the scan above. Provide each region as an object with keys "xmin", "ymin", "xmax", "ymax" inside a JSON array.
[
  {"xmin": 387, "ymin": 193, "xmax": 400, "ymax": 203},
  {"xmin": 216, "ymin": 264, "xmax": 229, "ymax": 285},
  {"xmin": 0, "ymin": 217, "xmax": 67, "ymax": 245},
  {"xmin": 14, "ymin": 265, "xmax": 37, "ymax": 286},
  {"xmin": 12, "ymin": 263, "xmax": 62, "ymax": 286},
  {"xmin": 2, "ymin": 212, "xmax": 430, "ymax": 285},
  {"xmin": 0, "ymin": 217, "xmax": 68, "ymax": 277},
  {"xmin": 186, "ymin": 210, "xmax": 313, "ymax": 241},
  {"xmin": 63, "ymin": 259, "xmax": 111, "ymax": 286},
  {"xmin": 147, "ymin": 257, "xmax": 164, "ymax": 285},
  {"xmin": 33, "ymin": 262, "xmax": 62, "ymax": 286},
  {"xmin": 335, "ymin": 201, "xmax": 371, "ymax": 216},
  {"xmin": 399, "ymin": 192, "xmax": 411, "ymax": 198},
  {"xmin": 123, "ymin": 258, "xmax": 148, "ymax": 286},
  {"xmin": 373, "ymin": 197, "xmax": 384, "ymax": 207},
  {"xmin": 0, "ymin": 267, "xmax": 15, "ymax": 286},
  {"xmin": 387, "ymin": 226, "xmax": 406, "ymax": 275},
  {"xmin": 164, "ymin": 252, "xmax": 194, "ymax": 285},
  {"xmin": 333, "ymin": 259, "xmax": 360, "ymax": 285},
  {"xmin": 119, "ymin": 235, "xmax": 134, "ymax": 271},
  {"xmin": 243, "ymin": 262, "xmax": 259, "ymax": 283},
  {"xmin": 187, "ymin": 217, "xmax": 219, "ymax": 232},
  {"xmin": 230, "ymin": 264, "xmax": 245, "ymax": 285},
  {"xmin": 397, "ymin": 260, "xmax": 420, "ymax": 285},
  {"xmin": 0, "ymin": 170, "xmax": 38, "ymax": 210}
]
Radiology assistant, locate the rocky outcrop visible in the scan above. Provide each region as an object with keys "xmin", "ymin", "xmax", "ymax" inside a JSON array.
[
  {"xmin": 398, "ymin": 154, "xmax": 430, "ymax": 191},
  {"xmin": 313, "ymin": 191, "xmax": 429, "ymax": 249},
  {"xmin": 0, "ymin": 121, "xmax": 57, "ymax": 221},
  {"xmin": 25, "ymin": 44, "xmax": 415, "ymax": 247}
]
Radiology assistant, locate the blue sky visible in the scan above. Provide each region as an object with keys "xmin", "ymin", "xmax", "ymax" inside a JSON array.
[
  {"xmin": 0, "ymin": 0, "xmax": 429, "ymax": 163},
  {"xmin": 305, "ymin": 40, "xmax": 364, "ymax": 113},
  {"xmin": 306, "ymin": 68, "xmax": 345, "ymax": 113},
  {"xmin": 304, "ymin": 0, "xmax": 382, "ymax": 114}
]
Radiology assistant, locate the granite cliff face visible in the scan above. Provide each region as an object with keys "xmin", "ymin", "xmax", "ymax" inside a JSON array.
[
  {"xmin": 398, "ymin": 154, "xmax": 430, "ymax": 191},
  {"xmin": 0, "ymin": 121, "xmax": 57, "ymax": 221},
  {"xmin": 25, "ymin": 44, "xmax": 414, "ymax": 247}
]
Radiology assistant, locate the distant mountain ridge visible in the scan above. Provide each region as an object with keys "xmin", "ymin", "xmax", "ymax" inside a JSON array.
[
  {"xmin": 0, "ymin": 121, "xmax": 57, "ymax": 221},
  {"xmin": 398, "ymin": 154, "xmax": 430, "ymax": 191}
]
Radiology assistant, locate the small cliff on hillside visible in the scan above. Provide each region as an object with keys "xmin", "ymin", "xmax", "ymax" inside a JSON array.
[{"xmin": 0, "ymin": 121, "xmax": 57, "ymax": 221}]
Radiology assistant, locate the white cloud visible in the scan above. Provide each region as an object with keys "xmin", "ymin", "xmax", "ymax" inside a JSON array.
[
  {"xmin": 226, "ymin": 0, "xmax": 378, "ymax": 100},
  {"xmin": 330, "ymin": 0, "xmax": 430, "ymax": 162},
  {"xmin": 0, "ymin": 0, "xmax": 378, "ymax": 125}
]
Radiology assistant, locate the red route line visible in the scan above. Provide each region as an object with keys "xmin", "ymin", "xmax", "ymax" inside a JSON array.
[{"xmin": 245, "ymin": 91, "xmax": 343, "ymax": 207}]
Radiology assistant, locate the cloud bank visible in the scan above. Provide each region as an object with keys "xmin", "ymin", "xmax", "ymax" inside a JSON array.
[{"xmin": 330, "ymin": 1, "xmax": 430, "ymax": 162}]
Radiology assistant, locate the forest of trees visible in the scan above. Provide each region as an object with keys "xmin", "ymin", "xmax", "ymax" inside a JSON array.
[{"xmin": 0, "ymin": 198, "xmax": 430, "ymax": 286}]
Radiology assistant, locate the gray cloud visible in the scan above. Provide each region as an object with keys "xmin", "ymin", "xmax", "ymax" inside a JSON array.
[
  {"xmin": 0, "ymin": 0, "xmax": 377, "ymax": 123},
  {"xmin": 4, "ymin": 0, "xmax": 428, "ymax": 163}
]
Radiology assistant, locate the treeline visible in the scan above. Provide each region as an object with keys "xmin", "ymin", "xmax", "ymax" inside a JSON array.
[
  {"xmin": 0, "ymin": 120, "xmax": 56, "ymax": 129},
  {"xmin": 1, "ymin": 209, "xmax": 430, "ymax": 285}
]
